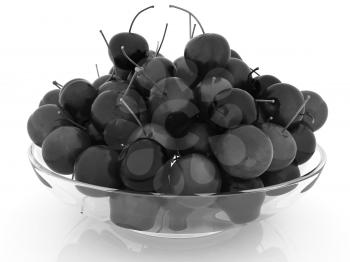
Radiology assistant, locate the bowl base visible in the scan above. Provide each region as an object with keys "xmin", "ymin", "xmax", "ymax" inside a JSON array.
[{"xmin": 130, "ymin": 230, "xmax": 223, "ymax": 238}]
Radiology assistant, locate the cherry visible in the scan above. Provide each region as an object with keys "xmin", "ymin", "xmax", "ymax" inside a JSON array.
[
  {"xmin": 174, "ymin": 56, "xmax": 198, "ymax": 87},
  {"xmin": 109, "ymin": 66, "xmax": 130, "ymax": 81},
  {"xmin": 59, "ymin": 78, "xmax": 97, "ymax": 123},
  {"xmin": 211, "ymin": 87, "xmax": 257, "ymax": 126},
  {"xmin": 221, "ymin": 175, "xmax": 264, "ymax": 193},
  {"xmin": 288, "ymin": 123, "xmax": 316, "ymax": 165},
  {"xmin": 74, "ymin": 145, "xmax": 122, "ymax": 189},
  {"xmin": 216, "ymin": 175, "xmax": 265, "ymax": 224},
  {"xmin": 260, "ymin": 164, "xmax": 301, "ymax": 196},
  {"xmin": 127, "ymin": 123, "xmax": 177, "ymax": 152},
  {"xmin": 103, "ymin": 118, "xmax": 139, "ymax": 150},
  {"xmin": 92, "ymin": 74, "xmax": 112, "ymax": 90},
  {"xmin": 27, "ymin": 104, "xmax": 71, "ymax": 146},
  {"xmin": 230, "ymin": 49, "xmax": 242, "ymax": 60},
  {"xmin": 178, "ymin": 122, "xmax": 211, "ymax": 155},
  {"xmin": 184, "ymin": 33, "xmax": 230, "ymax": 76},
  {"xmin": 42, "ymin": 126, "xmax": 91, "ymax": 174},
  {"xmin": 249, "ymin": 74, "xmax": 281, "ymax": 98},
  {"xmin": 149, "ymin": 77, "xmax": 198, "ymax": 138},
  {"xmin": 39, "ymin": 89, "xmax": 60, "ymax": 106},
  {"xmin": 98, "ymin": 79, "xmax": 128, "ymax": 94},
  {"xmin": 108, "ymin": 33, "xmax": 149, "ymax": 70},
  {"xmin": 301, "ymin": 90, "xmax": 328, "ymax": 131},
  {"xmin": 225, "ymin": 58, "xmax": 251, "ymax": 91},
  {"xmin": 260, "ymin": 83, "xmax": 305, "ymax": 126},
  {"xmin": 259, "ymin": 122, "xmax": 297, "ymax": 171},
  {"xmin": 91, "ymin": 89, "xmax": 148, "ymax": 131},
  {"xmin": 134, "ymin": 57, "xmax": 176, "ymax": 97},
  {"xmin": 154, "ymin": 154, "xmax": 222, "ymax": 195},
  {"xmin": 120, "ymin": 138, "xmax": 170, "ymax": 183},
  {"xmin": 209, "ymin": 125, "xmax": 273, "ymax": 179},
  {"xmin": 110, "ymin": 193, "xmax": 162, "ymax": 231},
  {"xmin": 86, "ymin": 121, "xmax": 104, "ymax": 145}
]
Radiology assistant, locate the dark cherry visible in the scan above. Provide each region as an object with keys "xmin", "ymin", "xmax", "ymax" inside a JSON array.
[
  {"xmin": 127, "ymin": 123, "xmax": 177, "ymax": 153},
  {"xmin": 204, "ymin": 67, "xmax": 235, "ymax": 88},
  {"xmin": 86, "ymin": 121, "xmax": 104, "ymax": 145},
  {"xmin": 134, "ymin": 57, "xmax": 176, "ymax": 96},
  {"xmin": 103, "ymin": 118, "xmax": 139, "ymax": 150},
  {"xmin": 109, "ymin": 66, "xmax": 130, "ymax": 81},
  {"xmin": 217, "ymin": 175, "xmax": 265, "ymax": 224},
  {"xmin": 261, "ymin": 83, "xmax": 305, "ymax": 126},
  {"xmin": 178, "ymin": 122, "xmax": 211, "ymax": 155},
  {"xmin": 225, "ymin": 58, "xmax": 251, "ymax": 91},
  {"xmin": 260, "ymin": 122, "xmax": 297, "ymax": 171},
  {"xmin": 110, "ymin": 194, "xmax": 162, "ymax": 231},
  {"xmin": 260, "ymin": 164, "xmax": 301, "ymax": 196},
  {"xmin": 59, "ymin": 78, "xmax": 97, "ymax": 123},
  {"xmin": 154, "ymin": 153, "xmax": 222, "ymax": 195},
  {"xmin": 209, "ymin": 125, "xmax": 273, "ymax": 179},
  {"xmin": 91, "ymin": 89, "xmax": 148, "ymax": 131},
  {"xmin": 42, "ymin": 126, "xmax": 91, "ymax": 174},
  {"xmin": 98, "ymin": 79, "xmax": 129, "ymax": 94},
  {"xmin": 39, "ymin": 89, "xmax": 60, "ymax": 106},
  {"xmin": 250, "ymin": 74, "xmax": 281, "ymax": 98},
  {"xmin": 27, "ymin": 104, "xmax": 71, "ymax": 146},
  {"xmin": 120, "ymin": 138, "xmax": 169, "ymax": 183},
  {"xmin": 288, "ymin": 123, "xmax": 316, "ymax": 165},
  {"xmin": 92, "ymin": 74, "xmax": 112, "ymax": 90},
  {"xmin": 74, "ymin": 145, "xmax": 122, "ymax": 190},
  {"xmin": 301, "ymin": 90, "xmax": 328, "ymax": 131},
  {"xmin": 184, "ymin": 33, "xmax": 230, "ymax": 76},
  {"xmin": 108, "ymin": 32, "xmax": 149, "ymax": 70},
  {"xmin": 149, "ymin": 77, "xmax": 198, "ymax": 138},
  {"xmin": 174, "ymin": 56, "xmax": 198, "ymax": 87},
  {"xmin": 210, "ymin": 88, "xmax": 257, "ymax": 127},
  {"xmin": 230, "ymin": 49, "xmax": 242, "ymax": 60}
]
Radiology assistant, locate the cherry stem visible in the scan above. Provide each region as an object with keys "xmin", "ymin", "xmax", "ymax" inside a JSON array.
[
  {"xmin": 169, "ymin": 5, "xmax": 205, "ymax": 34},
  {"xmin": 52, "ymin": 81, "xmax": 63, "ymax": 89},
  {"xmin": 58, "ymin": 109, "xmax": 87, "ymax": 130},
  {"xmin": 156, "ymin": 23, "xmax": 168, "ymax": 56},
  {"xmin": 255, "ymin": 99, "xmax": 275, "ymax": 103},
  {"xmin": 99, "ymin": 30, "xmax": 119, "ymax": 71},
  {"xmin": 119, "ymin": 98, "xmax": 146, "ymax": 135},
  {"xmin": 129, "ymin": 5, "xmax": 155, "ymax": 33},
  {"xmin": 189, "ymin": 14, "xmax": 192, "ymax": 39},
  {"xmin": 156, "ymin": 41, "xmax": 160, "ymax": 54},
  {"xmin": 191, "ymin": 24, "xmax": 197, "ymax": 38},
  {"xmin": 95, "ymin": 64, "xmax": 100, "ymax": 77},
  {"xmin": 120, "ymin": 46, "xmax": 160, "ymax": 89},
  {"xmin": 248, "ymin": 67, "xmax": 260, "ymax": 79},
  {"xmin": 121, "ymin": 46, "xmax": 140, "ymax": 68},
  {"xmin": 211, "ymin": 76, "xmax": 216, "ymax": 89},
  {"xmin": 283, "ymin": 95, "xmax": 311, "ymax": 132}
]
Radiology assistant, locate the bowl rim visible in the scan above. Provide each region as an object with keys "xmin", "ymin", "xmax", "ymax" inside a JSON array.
[{"xmin": 28, "ymin": 143, "xmax": 326, "ymax": 197}]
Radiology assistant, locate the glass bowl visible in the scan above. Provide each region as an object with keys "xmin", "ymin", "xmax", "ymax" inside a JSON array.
[{"xmin": 28, "ymin": 143, "xmax": 326, "ymax": 238}]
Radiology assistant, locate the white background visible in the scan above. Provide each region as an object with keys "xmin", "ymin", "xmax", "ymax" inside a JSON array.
[{"xmin": 0, "ymin": 0, "xmax": 349, "ymax": 261}]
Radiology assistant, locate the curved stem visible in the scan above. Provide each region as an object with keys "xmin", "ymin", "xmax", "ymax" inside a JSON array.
[
  {"xmin": 121, "ymin": 46, "xmax": 140, "ymax": 68},
  {"xmin": 156, "ymin": 23, "xmax": 168, "ymax": 56},
  {"xmin": 189, "ymin": 14, "xmax": 192, "ymax": 39},
  {"xmin": 95, "ymin": 64, "xmax": 100, "ymax": 77},
  {"xmin": 283, "ymin": 95, "xmax": 311, "ymax": 132},
  {"xmin": 169, "ymin": 5, "xmax": 205, "ymax": 34},
  {"xmin": 52, "ymin": 81, "xmax": 63, "ymax": 89},
  {"xmin": 129, "ymin": 5, "xmax": 155, "ymax": 33}
]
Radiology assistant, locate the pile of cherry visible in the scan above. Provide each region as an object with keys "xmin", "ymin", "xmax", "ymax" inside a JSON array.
[{"xmin": 27, "ymin": 5, "xmax": 328, "ymax": 196}]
